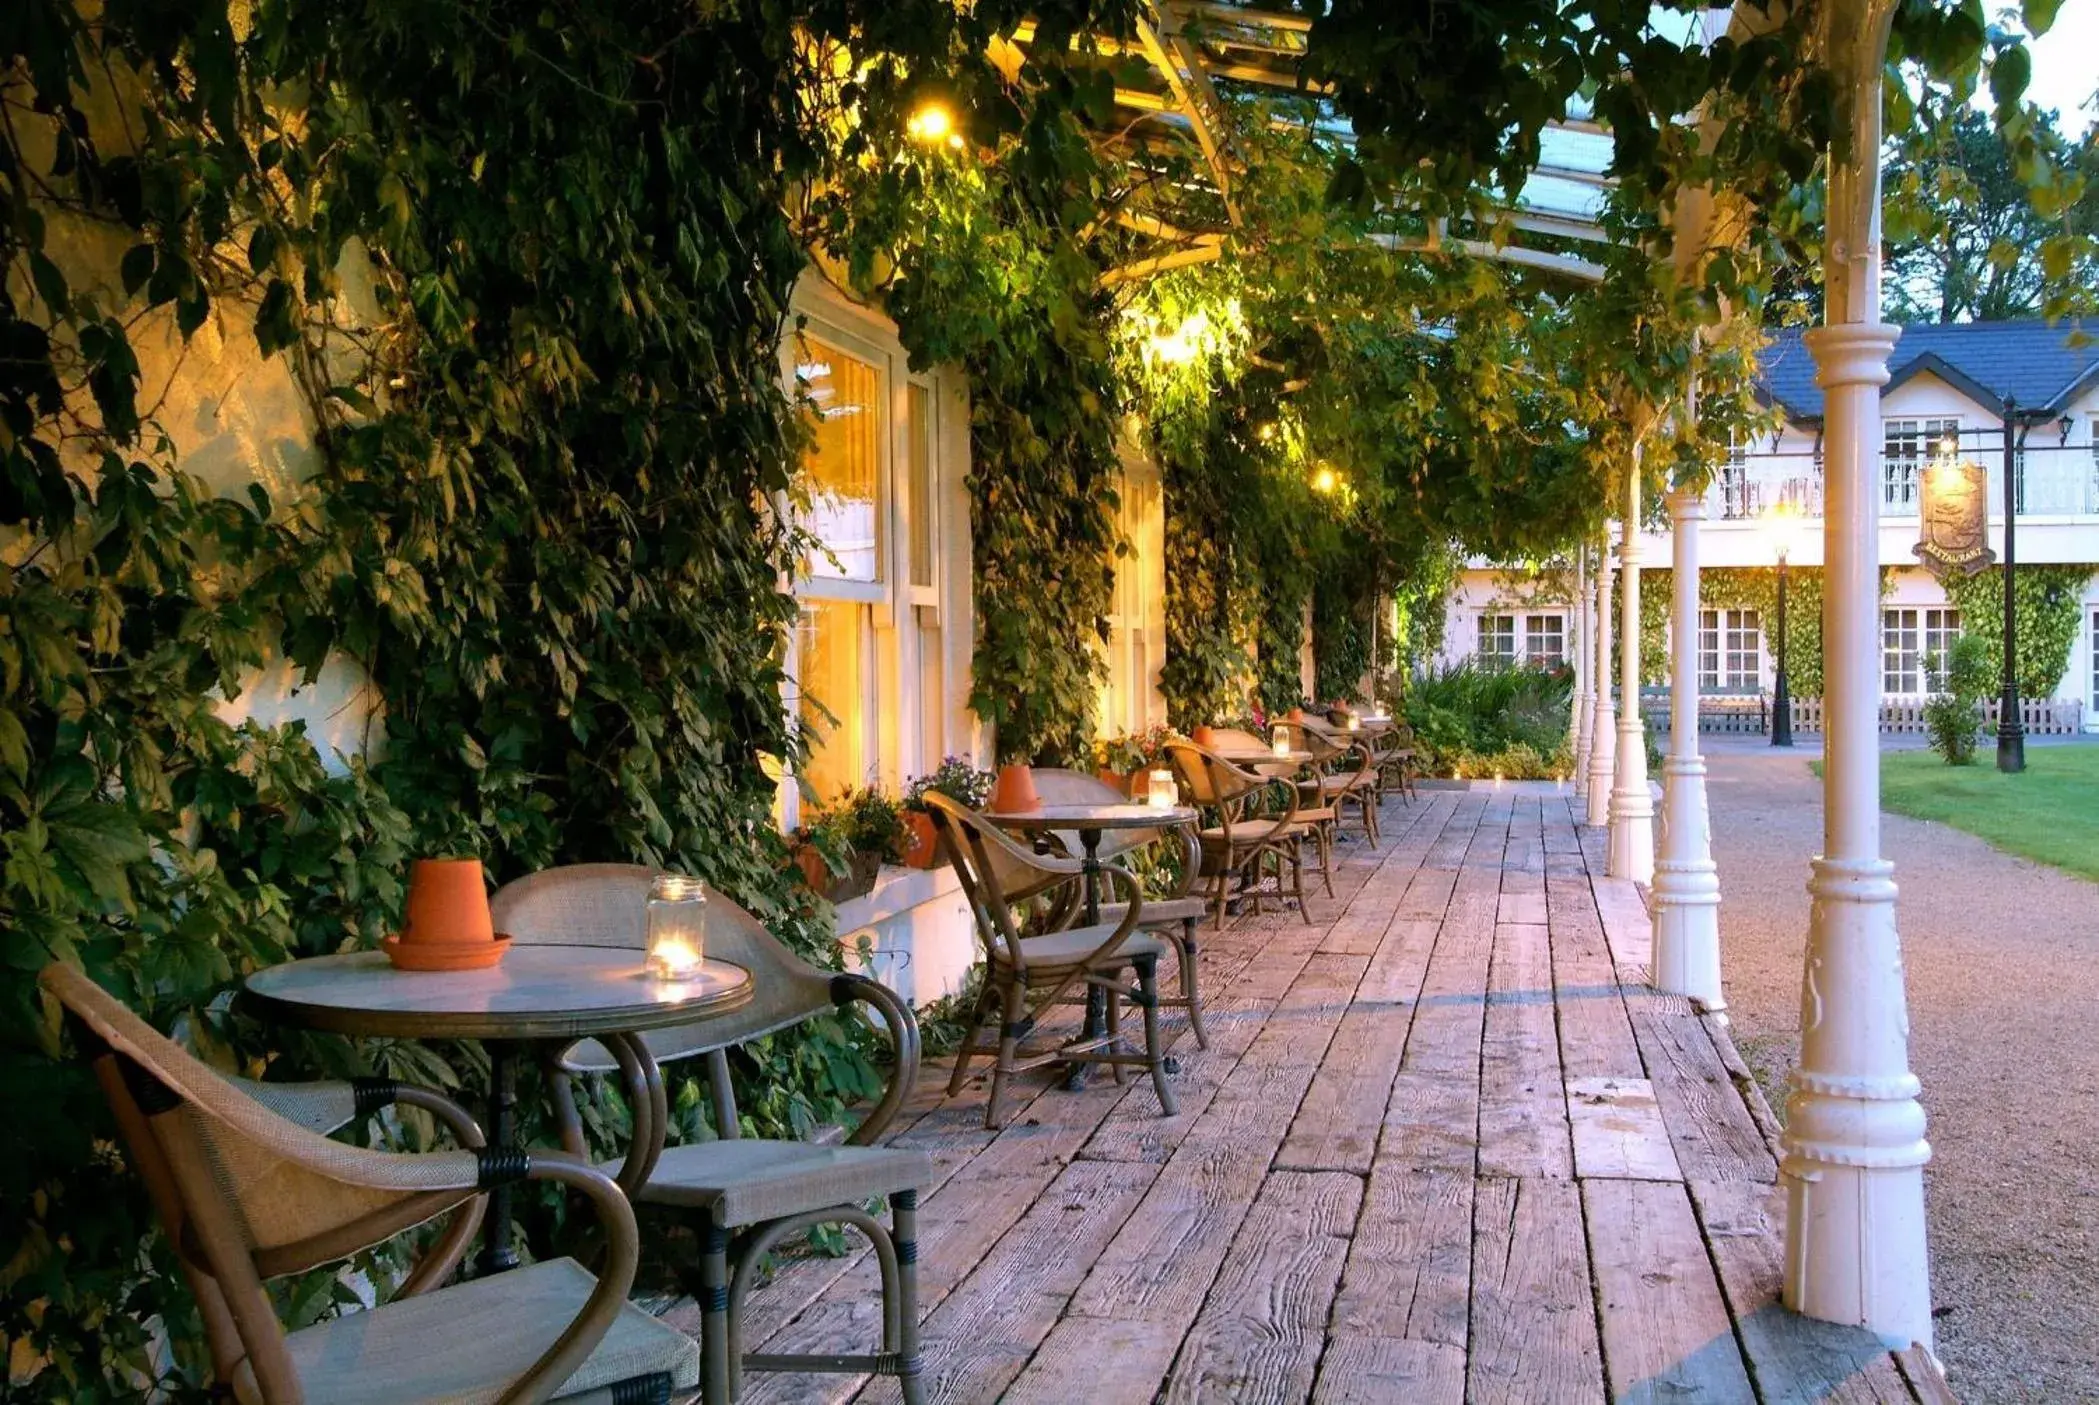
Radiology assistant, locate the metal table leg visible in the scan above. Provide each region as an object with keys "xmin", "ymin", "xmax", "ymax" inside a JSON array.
[
  {"xmin": 1064, "ymin": 828, "xmax": 1108, "ymax": 1090},
  {"xmin": 473, "ymin": 1040, "xmax": 522, "ymax": 1276}
]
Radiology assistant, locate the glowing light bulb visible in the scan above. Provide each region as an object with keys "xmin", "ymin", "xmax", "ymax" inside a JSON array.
[
  {"xmin": 1311, "ymin": 465, "xmax": 1340, "ymax": 495},
  {"xmin": 907, "ymin": 102, "xmax": 955, "ymax": 144}
]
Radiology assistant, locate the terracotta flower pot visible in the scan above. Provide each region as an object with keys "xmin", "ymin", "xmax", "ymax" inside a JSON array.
[
  {"xmin": 902, "ymin": 810, "xmax": 942, "ymax": 869},
  {"xmin": 1096, "ymin": 767, "xmax": 1133, "ymax": 796},
  {"xmin": 1287, "ymin": 707, "xmax": 1306, "ymax": 724},
  {"xmin": 1192, "ymin": 724, "xmax": 1216, "ymax": 748},
  {"xmin": 385, "ymin": 857, "xmax": 507, "ymax": 970},
  {"xmin": 990, "ymin": 762, "xmax": 1040, "ymax": 813}
]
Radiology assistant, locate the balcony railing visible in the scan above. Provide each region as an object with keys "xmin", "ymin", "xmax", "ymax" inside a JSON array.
[{"xmin": 1709, "ymin": 444, "xmax": 2099, "ymax": 522}]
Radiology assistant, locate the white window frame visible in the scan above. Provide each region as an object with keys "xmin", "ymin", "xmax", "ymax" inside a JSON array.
[
  {"xmin": 1882, "ymin": 606, "xmax": 1960, "ymax": 696},
  {"xmin": 1698, "ymin": 608, "xmax": 1762, "ymax": 690},
  {"xmin": 1478, "ymin": 612, "xmax": 1517, "ymax": 667},
  {"xmin": 1882, "ymin": 417, "xmax": 1960, "ymax": 514},
  {"xmin": 1524, "ymin": 612, "xmax": 1566, "ymax": 669},
  {"xmin": 780, "ymin": 283, "xmax": 969, "ymax": 826}
]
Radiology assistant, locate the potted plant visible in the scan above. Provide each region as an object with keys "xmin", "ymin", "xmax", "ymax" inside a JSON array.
[
  {"xmin": 794, "ymin": 787, "xmax": 909, "ymax": 902},
  {"xmin": 901, "ymin": 758, "xmax": 995, "ymax": 868},
  {"xmin": 1093, "ymin": 724, "xmax": 1176, "ymax": 793}
]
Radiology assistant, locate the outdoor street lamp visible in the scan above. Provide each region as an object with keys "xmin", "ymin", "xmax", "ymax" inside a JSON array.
[
  {"xmin": 1763, "ymin": 498, "xmax": 1805, "ymax": 747},
  {"xmin": 1998, "ymin": 397, "xmax": 2026, "ymax": 773}
]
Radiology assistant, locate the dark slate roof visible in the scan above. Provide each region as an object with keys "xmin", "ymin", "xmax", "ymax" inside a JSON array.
[{"xmin": 1757, "ymin": 320, "xmax": 2099, "ymax": 423}]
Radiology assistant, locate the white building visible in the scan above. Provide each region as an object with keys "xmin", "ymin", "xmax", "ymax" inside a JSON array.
[{"xmin": 1441, "ymin": 320, "xmax": 2099, "ymax": 729}]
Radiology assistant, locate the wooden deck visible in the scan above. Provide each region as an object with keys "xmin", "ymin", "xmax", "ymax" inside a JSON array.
[{"xmin": 708, "ymin": 790, "xmax": 1951, "ymax": 1403}]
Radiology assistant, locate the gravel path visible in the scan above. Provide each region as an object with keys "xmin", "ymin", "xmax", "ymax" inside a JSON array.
[{"xmin": 1702, "ymin": 739, "xmax": 2099, "ymax": 1403}]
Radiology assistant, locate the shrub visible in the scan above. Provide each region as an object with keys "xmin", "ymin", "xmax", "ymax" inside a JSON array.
[
  {"xmin": 1406, "ymin": 659, "xmax": 1574, "ymax": 775},
  {"xmin": 1923, "ymin": 634, "xmax": 1991, "ymax": 766}
]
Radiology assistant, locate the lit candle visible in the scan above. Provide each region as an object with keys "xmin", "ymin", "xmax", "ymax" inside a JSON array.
[
  {"xmin": 645, "ymin": 873, "xmax": 707, "ymax": 979},
  {"xmin": 1146, "ymin": 769, "xmax": 1178, "ymax": 809},
  {"xmin": 1271, "ymin": 724, "xmax": 1291, "ymax": 758},
  {"xmin": 1345, "ymin": 715, "xmax": 1360, "ymax": 732}
]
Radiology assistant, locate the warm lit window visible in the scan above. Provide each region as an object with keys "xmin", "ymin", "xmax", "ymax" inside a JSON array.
[
  {"xmin": 1882, "ymin": 606, "xmax": 1959, "ymax": 695},
  {"xmin": 784, "ymin": 296, "xmax": 963, "ymax": 823},
  {"xmin": 795, "ymin": 598, "xmax": 870, "ymax": 803},
  {"xmin": 1698, "ymin": 608, "xmax": 1762, "ymax": 690},
  {"xmin": 1882, "ymin": 418, "xmax": 1959, "ymax": 514},
  {"xmin": 1525, "ymin": 613, "xmax": 1566, "ymax": 668},
  {"xmin": 1478, "ymin": 613, "xmax": 1517, "ymax": 666},
  {"xmin": 798, "ymin": 338, "xmax": 883, "ymax": 583},
  {"xmin": 791, "ymin": 330, "xmax": 889, "ymax": 809}
]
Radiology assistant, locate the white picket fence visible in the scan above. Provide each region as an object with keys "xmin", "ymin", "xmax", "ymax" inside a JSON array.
[
  {"xmin": 1641, "ymin": 693, "xmax": 2087, "ymax": 736},
  {"xmin": 1784, "ymin": 695, "xmax": 2085, "ymax": 735}
]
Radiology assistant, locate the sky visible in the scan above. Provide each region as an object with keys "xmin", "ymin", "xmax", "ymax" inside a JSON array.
[{"xmin": 2018, "ymin": 2, "xmax": 2097, "ymax": 137}]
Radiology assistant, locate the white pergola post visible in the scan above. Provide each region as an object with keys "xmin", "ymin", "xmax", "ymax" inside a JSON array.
[
  {"xmin": 1571, "ymin": 545, "xmax": 1592, "ymax": 795},
  {"xmin": 1608, "ymin": 458, "xmax": 1654, "ymax": 882},
  {"xmin": 1782, "ymin": 0, "xmax": 1933, "ymax": 1351},
  {"xmin": 1651, "ymin": 481, "xmax": 1723, "ymax": 1007},
  {"xmin": 1584, "ymin": 527, "xmax": 1616, "ymax": 826}
]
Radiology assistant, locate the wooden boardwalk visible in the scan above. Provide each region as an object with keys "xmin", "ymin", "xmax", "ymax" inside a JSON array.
[{"xmin": 706, "ymin": 790, "xmax": 1951, "ymax": 1403}]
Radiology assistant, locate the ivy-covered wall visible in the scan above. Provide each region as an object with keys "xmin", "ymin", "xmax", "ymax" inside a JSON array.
[
  {"xmin": 2, "ymin": 2, "xmax": 949, "ymax": 1394},
  {"xmin": 1941, "ymin": 564, "xmax": 2093, "ymax": 700}
]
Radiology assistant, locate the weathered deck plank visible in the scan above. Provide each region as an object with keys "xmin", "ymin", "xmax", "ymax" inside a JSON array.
[
  {"xmin": 1585, "ymin": 1177, "xmax": 1757, "ymax": 1403},
  {"xmin": 713, "ymin": 791, "xmax": 1925, "ymax": 1405},
  {"xmin": 1468, "ymin": 1176, "xmax": 1606, "ymax": 1405}
]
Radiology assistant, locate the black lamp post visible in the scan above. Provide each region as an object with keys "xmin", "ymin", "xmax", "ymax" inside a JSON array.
[
  {"xmin": 1765, "ymin": 501, "xmax": 1798, "ymax": 747},
  {"xmin": 1998, "ymin": 397, "xmax": 2025, "ymax": 774}
]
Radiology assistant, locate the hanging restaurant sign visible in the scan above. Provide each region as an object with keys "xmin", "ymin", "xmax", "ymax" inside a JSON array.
[{"xmin": 1913, "ymin": 456, "xmax": 1995, "ymax": 582}]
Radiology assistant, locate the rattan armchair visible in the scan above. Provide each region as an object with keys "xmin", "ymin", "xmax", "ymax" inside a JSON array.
[
  {"xmin": 924, "ymin": 792, "xmax": 1179, "ymax": 1128},
  {"xmin": 1165, "ymin": 740, "xmax": 1317, "ymax": 929},
  {"xmin": 42, "ymin": 961, "xmax": 700, "ymax": 1405},
  {"xmin": 490, "ymin": 867, "xmax": 929, "ymax": 1405},
  {"xmin": 1369, "ymin": 721, "xmax": 1419, "ymax": 803},
  {"xmin": 1030, "ymin": 768, "xmax": 1212, "ymax": 1050},
  {"xmin": 1290, "ymin": 718, "xmax": 1382, "ymax": 848}
]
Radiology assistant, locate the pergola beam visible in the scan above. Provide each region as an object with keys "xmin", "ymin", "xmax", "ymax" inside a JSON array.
[
  {"xmin": 1097, "ymin": 242, "xmax": 1226, "ymax": 289},
  {"xmin": 1368, "ymin": 232, "xmax": 1605, "ymax": 283},
  {"xmin": 1134, "ymin": 8, "xmax": 1243, "ymax": 226}
]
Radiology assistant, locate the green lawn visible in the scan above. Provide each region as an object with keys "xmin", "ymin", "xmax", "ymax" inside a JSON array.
[{"xmin": 1877, "ymin": 745, "xmax": 2099, "ymax": 883}]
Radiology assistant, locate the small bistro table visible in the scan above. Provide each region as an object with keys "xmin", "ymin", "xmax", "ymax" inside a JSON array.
[
  {"xmin": 243, "ymin": 945, "xmax": 752, "ymax": 1275},
  {"xmin": 1211, "ymin": 745, "xmax": 1314, "ymax": 772},
  {"xmin": 984, "ymin": 801, "xmax": 1198, "ymax": 1086}
]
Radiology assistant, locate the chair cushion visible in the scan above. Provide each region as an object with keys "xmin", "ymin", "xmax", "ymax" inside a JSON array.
[
  {"xmin": 621, "ymin": 1139, "xmax": 932, "ymax": 1227},
  {"xmin": 998, "ymin": 922, "xmax": 1170, "ymax": 972},
  {"xmin": 236, "ymin": 1257, "xmax": 699, "ymax": 1405},
  {"xmin": 1093, "ymin": 896, "xmax": 1208, "ymax": 930},
  {"xmin": 1196, "ymin": 817, "xmax": 1300, "ymax": 846}
]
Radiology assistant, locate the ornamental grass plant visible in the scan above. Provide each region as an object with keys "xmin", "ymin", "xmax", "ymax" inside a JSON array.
[{"xmin": 1407, "ymin": 659, "xmax": 1576, "ymax": 777}]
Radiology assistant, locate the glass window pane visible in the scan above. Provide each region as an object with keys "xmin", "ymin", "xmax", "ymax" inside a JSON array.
[
  {"xmin": 798, "ymin": 338, "xmax": 883, "ymax": 583},
  {"xmin": 797, "ymin": 599, "xmax": 865, "ymax": 803},
  {"xmin": 907, "ymin": 383, "xmax": 935, "ymax": 590}
]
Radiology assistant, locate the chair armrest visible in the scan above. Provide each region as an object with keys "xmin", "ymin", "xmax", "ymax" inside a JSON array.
[
  {"xmin": 241, "ymin": 1075, "xmax": 486, "ymax": 1151},
  {"xmin": 832, "ymin": 973, "xmax": 922, "ymax": 1146},
  {"xmin": 499, "ymin": 1155, "xmax": 644, "ymax": 1405}
]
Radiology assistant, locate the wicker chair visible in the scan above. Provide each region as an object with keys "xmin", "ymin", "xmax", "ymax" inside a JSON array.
[
  {"xmin": 1029, "ymin": 768, "xmax": 1212, "ymax": 1050},
  {"xmin": 1165, "ymin": 739, "xmax": 1317, "ymax": 929},
  {"xmin": 1370, "ymin": 721, "xmax": 1419, "ymax": 803},
  {"xmin": 489, "ymin": 867, "xmax": 929, "ymax": 1405},
  {"xmin": 1290, "ymin": 719, "xmax": 1383, "ymax": 848},
  {"xmin": 923, "ymin": 792, "xmax": 1179, "ymax": 1128},
  {"xmin": 41, "ymin": 961, "xmax": 700, "ymax": 1405}
]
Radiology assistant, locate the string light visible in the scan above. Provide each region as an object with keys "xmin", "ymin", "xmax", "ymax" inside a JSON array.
[{"xmin": 1311, "ymin": 463, "xmax": 1340, "ymax": 494}]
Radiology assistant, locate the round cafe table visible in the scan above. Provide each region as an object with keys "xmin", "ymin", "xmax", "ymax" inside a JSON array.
[
  {"xmin": 243, "ymin": 945, "xmax": 752, "ymax": 1276},
  {"xmin": 985, "ymin": 802, "xmax": 1197, "ymax": 1087}
]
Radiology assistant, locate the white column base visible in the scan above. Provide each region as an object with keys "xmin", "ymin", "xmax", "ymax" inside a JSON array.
[
  {"xmin": 1607, "ymin": 718, "xmax": 1654, "ymax": 883},
  {"xmin": 1781, "ymin": 856, "xmax": 1933, "ymax": 1350},
  {"xmin": 1650, "ymin": 754, "xmax": 1723, "ymax": 1008},
  {"xmin": 1585, "ymin": 703, "xmax": 1616, "ymax": 827}
]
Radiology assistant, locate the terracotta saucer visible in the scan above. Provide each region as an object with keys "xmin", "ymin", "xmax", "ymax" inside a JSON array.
[{"xmin": 381, "ymin": 933, "xmax": 513, "ymax": 972}]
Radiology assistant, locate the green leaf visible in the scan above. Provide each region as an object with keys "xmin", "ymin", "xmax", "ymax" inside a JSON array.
[
  {"xmin": 2021, "ymin": 0, "xmax": 2062, "ymax": 36},
  {"xmin": 249, "ymin": 224, "xmax": 281, "ymax": 275},
  {"xmin": 120, "ymin": 243, "xmax": 156, "ymax": 296},
  {"xmin": 29, "ymin": 252, "xmax": 68, "ymax": 317},
  {"xmin": 1989, "ymin": 44, "xmax": 2031, "ymax": 112}
]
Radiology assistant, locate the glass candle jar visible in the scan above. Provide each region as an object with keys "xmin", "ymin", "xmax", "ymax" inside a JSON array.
[
  {"xmin": 1270, "ymin": 724, "xmax": 1292, "ymax": 757},
  {"xmin": 644, "ymin": 873, "xmax": 707, "ymax": 979},
  {"xmin": 1146, "ymin": 769, "xmax": 1178, "ymax": 809}
]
